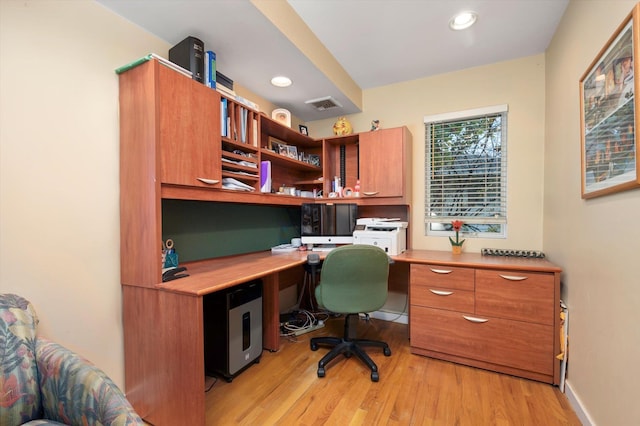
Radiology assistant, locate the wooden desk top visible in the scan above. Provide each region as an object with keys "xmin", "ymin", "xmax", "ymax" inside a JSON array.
[
  {"xmin": 395, "ymin": 249, "xmax": 562, "ymax": 273},
  {"xmin": 158, "ymin": 250, "xmax": 313, "ymax": 296},
  {"xmin": 157, "ymin": 248, "xmax": 561, "ymax": 297}
]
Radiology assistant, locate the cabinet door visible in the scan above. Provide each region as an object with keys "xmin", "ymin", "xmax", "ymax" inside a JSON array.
[
  {"xmin": 158, "ymin": 65, "xmax": 221, "ymax": 187},
  {"xmin": 358, "ymin": 127, "xmax": 408, "ymax": 198}
]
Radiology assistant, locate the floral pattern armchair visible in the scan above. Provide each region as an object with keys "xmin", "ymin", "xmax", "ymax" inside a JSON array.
[{"xmin": 0, "ymin": 294, "xmax": 143, "ymax": 425}]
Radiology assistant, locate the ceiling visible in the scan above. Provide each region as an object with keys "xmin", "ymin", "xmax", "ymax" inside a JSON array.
[{"xmin": 97, "ymin": 0, "xmax": 568, "ymax": 122}]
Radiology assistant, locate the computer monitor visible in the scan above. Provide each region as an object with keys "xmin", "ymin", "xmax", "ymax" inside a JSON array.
[{"xmin": 300, "ymin": 203, "xmax": 357, "ymax": 245}]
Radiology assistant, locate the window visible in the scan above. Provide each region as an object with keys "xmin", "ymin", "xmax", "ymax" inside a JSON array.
[{"xmin": 424, "ymin": 105, "xmax": 508, "ymax": 238}]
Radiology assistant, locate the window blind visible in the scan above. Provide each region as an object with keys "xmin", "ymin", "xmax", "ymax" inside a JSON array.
[{"xmin": 424, "ymin": 105, "xmax": 508, "ymax": 226}]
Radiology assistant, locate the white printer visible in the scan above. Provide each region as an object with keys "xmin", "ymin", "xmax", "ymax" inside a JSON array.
[{"xmin": 352, "ymin": 218, "xmax": 408, "ymax": 255}]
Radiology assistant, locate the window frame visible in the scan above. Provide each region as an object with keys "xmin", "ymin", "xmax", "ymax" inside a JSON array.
[{"xmin": 424, "ymin": 104, "xmax": 509, "ymax": 240}]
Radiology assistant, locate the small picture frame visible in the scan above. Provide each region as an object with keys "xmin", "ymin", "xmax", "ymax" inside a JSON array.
[
  {"xmin": 299, "ymin": 125, "xmax": 308, "ymax": 136},
  {"xmin": 309, "ymin": 154, "xmax": 321, "ymax": 167},
  {"xmin": 268, "ymin": 136, "xmax": 285, "ymax": 153},
  {"xmin": 278, "ymin": 144, "xmax": 288, "ymax": 156},
  {"xmin": 287, "ymin": 145, "xmax": 298, "ymax": 159}
]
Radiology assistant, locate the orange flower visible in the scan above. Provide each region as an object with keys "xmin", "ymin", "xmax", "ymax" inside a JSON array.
[{"xmin": 449, "ymin": 220, "xmax": 465, "ymax": 246}]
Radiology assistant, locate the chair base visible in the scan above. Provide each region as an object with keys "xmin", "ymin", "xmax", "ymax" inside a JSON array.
[{"xmin": 310, "ymin": 314, "xmax": 391, "ymax": 382}]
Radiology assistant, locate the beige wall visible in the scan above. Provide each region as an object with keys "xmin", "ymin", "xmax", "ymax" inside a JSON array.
[
  {"xmin": 0, "ymin": 0, "xmax": 170, "ymax": 387},
  {"xmin": 308, "ymin": 55, "xmax": 547, "ymax": 253},
  {"xmin": 545, "ymin": 1, "xmax": 640, "ymax": 425}
]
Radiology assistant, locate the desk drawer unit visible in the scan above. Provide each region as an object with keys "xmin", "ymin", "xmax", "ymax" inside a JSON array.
[
  {"xmin": 411, "ymin": 306, "xmax": 553, "ymax": 376},
  {"xmin": 409, "ymin": 262, "xmax": 558, "ymax": 384},
  {"xmin": 475, "ymin": 269, "xmax": 555, "ymax": 325}
]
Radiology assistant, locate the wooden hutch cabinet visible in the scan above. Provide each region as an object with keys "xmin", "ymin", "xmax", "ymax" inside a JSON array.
[
  {"xmin": 157, "ymin": 63, "xmax": 222, "ymax": 188},
  {"xmin": 118, "ymin": 58, "xmax": 414, "ymax": 425},
  {"xmin": 322, "ymin": 126, "xmax": 412, "ymax": 205},
  {"xmin": 358, "ymin": 126, "xmax": 411, "ymax": 199}
]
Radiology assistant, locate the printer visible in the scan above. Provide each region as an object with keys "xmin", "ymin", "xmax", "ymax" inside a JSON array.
[{"xmin": 352, "ymin": 218, "xmax": 408, "ymax": 255}]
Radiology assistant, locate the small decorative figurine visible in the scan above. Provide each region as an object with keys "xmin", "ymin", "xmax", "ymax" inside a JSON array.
[
  {"xmin": 332, "ymin": 116, "xmax": 353, "ymax": 136},
  {"xmin": 371, "ymin": 119, "xmax": 380, "ymax": 131}
]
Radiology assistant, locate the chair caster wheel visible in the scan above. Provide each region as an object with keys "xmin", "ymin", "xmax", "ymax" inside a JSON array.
[
  {"xmin": 383, "ymin": 347, "xmax": 391, "ymax": 357},
  {"xmin": 371, "ymin": 371, "xmax": 379, "ymax": 382},
  {"xmin": 310, "ymin": 342, "xmax": 318, "ymax": 351},
  {"xmin": 317, "ymin": 367, "xmax": 325, "ymax": 378}
]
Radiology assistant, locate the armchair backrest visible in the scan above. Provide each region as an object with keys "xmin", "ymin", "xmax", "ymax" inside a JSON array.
[
  {"xmin": 0, "ymin": 294, "xmax": 42, "ymax": 424},
  {"xmin": 315, "ymin": 245, "xmax": 390, "ymax": 314},
  {"xmin": 0, "ymin": 294, "xmax": 144, "ymax": 425}
]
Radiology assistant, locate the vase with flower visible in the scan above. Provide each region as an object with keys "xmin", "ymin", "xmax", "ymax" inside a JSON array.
[{"xmin": 449, "ymin": 220, "xmax": 465, "ymax": 254}]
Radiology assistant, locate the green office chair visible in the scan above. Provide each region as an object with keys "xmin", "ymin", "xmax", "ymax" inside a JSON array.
[{"xmin": 310, "ymin": 245, "xmax": 391, "ymax": 382}]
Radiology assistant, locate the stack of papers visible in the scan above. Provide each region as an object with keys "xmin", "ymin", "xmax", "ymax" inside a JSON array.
[
  {"xmin": 222, "ymin": 178, "xmax": 255, "ymax": 191},
  {"xmin": 271, "ymin": 244, "xmax": 298, "ymax": 253}
]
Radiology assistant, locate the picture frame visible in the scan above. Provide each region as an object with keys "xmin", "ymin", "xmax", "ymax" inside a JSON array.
[
  {"xmin": 286, "ymin": 145, "xmax": 298, "ymax": 159},
  {"xmin": 299, "ymin": 125, "xmax": 308, "ymax": 136},
  {"xmin": 268, "ymin": 136, "xmax": 285, "ymax": 153},
  {"xmin": 580, "ymin": 5, "xmax": 640, "ymax": 199},
  {"xmin": 308, "ymin": 154, "xmax": 321, "ymax": 167}
]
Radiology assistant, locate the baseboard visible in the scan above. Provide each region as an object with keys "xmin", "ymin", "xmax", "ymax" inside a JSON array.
[
  {"xmin": 369, "ymin": 309, "xmax": 408, "ymax": 324},
  {"xmin": 565, "ymin": 380, "xmax": 595, "ymax": 426}
]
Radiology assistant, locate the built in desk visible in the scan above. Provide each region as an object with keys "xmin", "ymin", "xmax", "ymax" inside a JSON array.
[{"xmin": 122, "ymin": 249, "xmax": 561, "ymax": 426}]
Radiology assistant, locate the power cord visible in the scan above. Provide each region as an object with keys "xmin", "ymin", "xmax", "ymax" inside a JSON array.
[{"xmin": 279, "ymin": 309, "xmax": 330, "ymax": 338}]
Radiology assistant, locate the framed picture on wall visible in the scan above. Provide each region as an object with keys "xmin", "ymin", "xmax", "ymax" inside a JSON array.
[{"xmin": 579, "ymin": 4, "xmax": 640, "ymax": 199}]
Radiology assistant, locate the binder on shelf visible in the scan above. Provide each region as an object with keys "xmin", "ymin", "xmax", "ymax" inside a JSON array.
[
  {"xmin": 260, "ymin": 161, "xmax": 272, "ymax": 193},
  {"xmin": 168, "ymin": 36, "xmax": 204, "ymax": 83},
  {"xmin": 205, "ymin": 50, "xmax": 216, "ymax": 88},
  {"xmin": 240, "ymin": 107, "xmax": 248, "ymax": 143},
  {"xmin": 220, "ymin": 98, "xmax": 228, "ymax": 137},
  {"xmin": 252, "ymin": 118, "xmax": 258, "ymax": 147}
]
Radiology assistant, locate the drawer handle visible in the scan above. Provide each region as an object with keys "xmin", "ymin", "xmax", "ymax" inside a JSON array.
[
  {"xmin": 430, "ymin": 268, "xmax": 453, "ymax": 274},
  {"xmin": 197, "ymin": 177, "xmax": 220, "ymax": 185},
  {"xmin": 499, "ymin": 274, "xmax": 528, "ymax": 281},
  {"xmin": 429, "ymin": 289, "xmax": 453, "ymax": 296},
  {"xmin": 362, "ymin": 191, "xmax": 379, "ymax": 196},
  {"xmin": 463, "ymin": 315, "xmax": 489, "ymax": 323}
]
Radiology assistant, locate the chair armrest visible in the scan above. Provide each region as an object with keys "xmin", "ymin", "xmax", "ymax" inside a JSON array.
[{"xmin": 35, "ymin": 338, "xmax": 143, "ymax": 425}]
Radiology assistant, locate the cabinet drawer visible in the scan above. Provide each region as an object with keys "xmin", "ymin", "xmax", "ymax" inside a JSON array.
[
  {"xmin": 411, "ymin": 264, "xmax": 474, "ymax": 291},
  {"xmin": 410, "ymin": 306, "xmax": 554, "ymax": 376},
  {"xmin": 476, "ymin": 270, "xmax": 555, "ymax": 325},
  {"xmin": 411, "ymin": 286, "xmax": 474, "ymax": 312}
]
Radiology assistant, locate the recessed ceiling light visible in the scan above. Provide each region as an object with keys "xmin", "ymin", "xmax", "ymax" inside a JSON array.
[
  {"xmin": 271, "ymin": 76, "xmax": 292, "ymax": 87},
  {"xmin": 449, "ymin": 11, "xmax": 477, "ymax": 31}
]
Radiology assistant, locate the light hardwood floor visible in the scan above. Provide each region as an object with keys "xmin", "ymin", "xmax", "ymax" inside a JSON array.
[{"xmin": 206, "ymin": 316, "xmax": 581, "ymax": 425}]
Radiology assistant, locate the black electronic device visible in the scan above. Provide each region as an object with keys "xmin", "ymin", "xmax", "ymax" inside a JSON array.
[
  {"xmin": 203, "ymin": 280, "xmax": 262, "ymax": 382},
  {"xmin": 169, "ymin": 36, "xmax": 204, "ymax": 83},
  {"xmin": 481, "ymin": 248, "xmax": 545, "ymax": 258},
  {"xmin": 215, "ymin": 70, "xmax": 234, "ymax": 90},
  {"xmin": 300, "ymin": 203, "xmax": 358, "ymax": 245}
]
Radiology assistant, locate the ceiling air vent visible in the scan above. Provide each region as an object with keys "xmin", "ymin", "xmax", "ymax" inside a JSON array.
[{"xmin": 305, "ymin": 96, "xmax": 343, "ymax": 111}]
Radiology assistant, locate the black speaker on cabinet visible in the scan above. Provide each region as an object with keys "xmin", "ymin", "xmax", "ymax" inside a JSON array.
[{"xmin": 169, "ymin": 36, "xmax": 204, "ymax": 83}]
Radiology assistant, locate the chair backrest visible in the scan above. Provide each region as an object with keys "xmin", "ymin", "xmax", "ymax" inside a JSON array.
[
  {"xmin": 315, "ymin": 245, "xmax": 390, "ymax": 314},
  {"xmin": 0, "ymin": 294, "xmax": 42, "ymax": 425}
]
